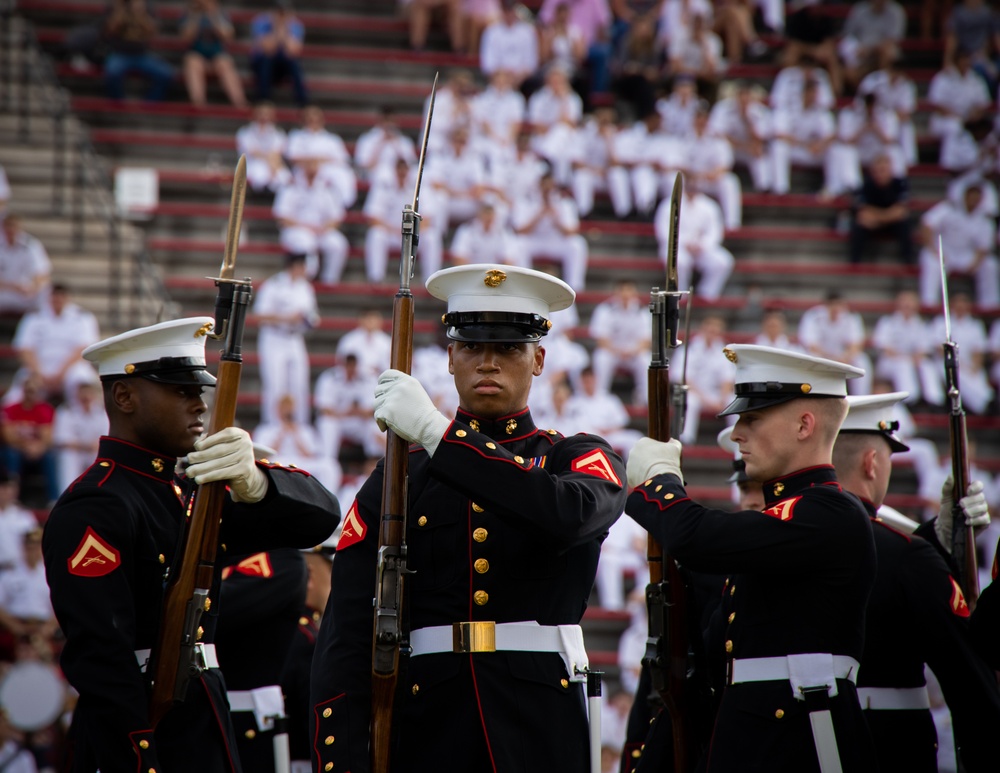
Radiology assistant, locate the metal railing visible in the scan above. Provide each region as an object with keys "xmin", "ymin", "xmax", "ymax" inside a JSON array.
[{"xmin": 0, "ymin": 12, "xmax": 175, "ymax": 330}]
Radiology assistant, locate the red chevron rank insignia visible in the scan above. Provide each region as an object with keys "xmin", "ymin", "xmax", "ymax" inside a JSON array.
[
  {"xmin": 67, "ymin": 527, "xmax": 121, "ymax": 577},
  {"xmin": 948, "ymin": 577, "xmax": 970, "ymax": 618},
  {"xmin": 571, "ymin": 449, "xmax": 622, "ymax": 487},
  {"xmin": 762, "ymin": 497, "xmax": 801, "ymax": 522},
  {"xmin": 224, "ymin": 552, "xmax": 274, "ymax": 580},
  {"xmin": 337, "ymin": 501, "xmax": 367, "ymax": 550}
]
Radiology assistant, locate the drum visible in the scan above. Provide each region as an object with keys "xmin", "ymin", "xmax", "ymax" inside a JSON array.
[{"xmin": 0, "ymin": 661, "xmax": 67, "ymax": 731}]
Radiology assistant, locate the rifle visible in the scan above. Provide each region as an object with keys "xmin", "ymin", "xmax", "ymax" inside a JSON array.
[
  {"xmin": 938, "ymin": 237, "xmax": 979, "ymax": 611},
  {"xmin": 371, "ymin": 73, "xmax": 437, "ymax": 773},
  {"xmin": 668, "ymin": 288, "xmax": 694, "ymax": 441},
  {"xmin": 148, "ymin": 155, "xmax": 251, "ymax": 727},
  {"xmin": 644, "ymin": 174, "xmax": 694, "ymax": 772}
]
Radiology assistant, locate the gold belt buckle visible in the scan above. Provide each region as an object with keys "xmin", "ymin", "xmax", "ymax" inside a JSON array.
[{"xmin": 452, "ymin": 621, "xmax": 496, "ymax": 653}]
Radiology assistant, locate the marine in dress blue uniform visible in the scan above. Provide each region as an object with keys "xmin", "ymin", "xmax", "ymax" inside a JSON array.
[
  {"xmin": 625, "ymin": 344, "xmax": 878, "ymax": 773},
  {"xmin": 309, "ymin": 265, "xmax": 627, "ymax": 773},
  {"xmin": 833, "ymin": 392, "xmax": 1000, "ymax": 772},
  {"xmin": 41, "ymin": 317, "xmax": 340, "ymax": 773}
]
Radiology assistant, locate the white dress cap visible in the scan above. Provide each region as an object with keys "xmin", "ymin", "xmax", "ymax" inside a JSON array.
[
  {"xmin": 426, "ymin": 264, "xmax": 576, "ymax": 342},
  {"xmin": 841, "ymin": 391, "xmax": 910, "ymax": 452},
  {"xmin": 83, "ymin": 316, "xmax": 217, "ymax": 385},
  {"xmin": 718, "ymin": 343, "xmax": 865, "ymax": 416}
]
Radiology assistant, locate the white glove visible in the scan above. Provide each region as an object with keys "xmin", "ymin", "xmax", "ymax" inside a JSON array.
[
  {"xmin": 373, "ymin": 369, "xmax": 450, "ymax": 457},
  {"xmin": 935, "ymin": 477, "xmax": 991, "ymax": 554},
  {"xmin": 183, "ymin": 426, "xmax": 269, "ymax": 503},
  {"xmin": 626, "ymin": 437, "xmax": 684, "ymax": 491}
]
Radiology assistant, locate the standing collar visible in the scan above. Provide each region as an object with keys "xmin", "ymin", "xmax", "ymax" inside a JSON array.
[
  {"xmin": 761, "ymin": 465, "xmax": 841, "ymax": 506},
  {"xmin": 96, "ymin": 436, "xmax": 179, "ymax": 483},
  {"xmin": 454, "ymin": 407, "xmax": 537, "ymax": 442}
]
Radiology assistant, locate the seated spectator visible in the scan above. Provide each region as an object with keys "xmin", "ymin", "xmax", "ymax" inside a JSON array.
[
  {"xmin": 0, "ymin": 471, "xmax": 37, "ymax": 572},
  {"xmin": 753, "ymin": 308, "xmax": 804, "ymax": 352},
  {"xmin": 1, "ymin": 377, "xmax": 58, "ymax": 507},
  {"xmin": 449, "ymin": 202, "xmax": 523, "ymax": 266},
  {"xmin": 353, "ymin": 107, "xmax": 417, "ymax": 186},
  {"xmin": 588, "ymin": 280, "xmax": 649, "ymax": 405},
  {"xmin": 626, "ymin": 110, "xmax": 684, "ymax": 216},
  {"xmin": 655, "ymin": 180, "xmax": 734, "ymax": 301},
  {"xmin": 479, "ymin": 0, "xmax": 539, "ymax": 89},
  {"xmin": 460, "ymin": 0, "xmax": 500, "ymax": 57},
  {"xmin": 609, "ymin": 13, "xmax": 664, "ymax": 121},
  {"xmin": 313, "ymin": 354, "xmax": 382, "ymax": 462},
  {"xmin": 102, "ymin": 0, "xmax": 174, "ymax": 101},
  {"xmin": 713, "ymin": 0, "xmax": 769, "ymax": 64},
  {"xmin": 0, "ymin": 215, "xmax": 51, "ymax": 316},
  {"xmin": 536, "ymin": 1, "xmax": 589, "ymax": 97},
  {"xmin": 917, "ymin": 184, "xmax": 1000, "ymax": 310},
  {"xmin": 838, "ymin": 92, "xmax": 906, "ymax": 179},
  {"xmin": 424, "ymin": 69, "xmax": 478, "ymax": 156},
  {"xmin": 769, "ymin": 53, "xmax": 836, "ymax": 114},
  {"xmin": 708, "ymin": 80, "xmax": 775, "ymax": 193},
  {"xmin": 539, "ymin": 0, "xmax": 614, "ymax": 96},
  {"xmin": 511, "ymin": 170, "xmax": 589, "ymax": 290},
  {"xmin": 403, "ymin": 0, "xmax": 464, "ymax": 52},
  {"xmin": 871, "ymin": 291, "xmax": 943, "ymax": 407},
  {"xmin": 527, "ymin": 64, "xmax": 585, "ymax": 185},
  {"xmin": 838, "ymin": 0, "xmax": 906, "ymax": 92},
  {"xmin": 798, "ymin": 291, "xmax": 874, "ymax": 395},
  {"xmin": 286, "ymin": 106, "xmax": 357, "ymax": 208},
  {"xmin": 671, "ymin": 314, "xmax": 735, "ymax": 444},
  {"xmin": 484, "ymin": 128, "xmax": 548, "ymax": 225},
  {"xmin": 426, "ymin": 127, "xmax": 488, "ymax": 225},
  {"xmin": 537, "ymin": 303, "xmax": 589, "ymax": 395},
  {"xmin": 336, "ymin": 309, "xmax": 392, "ymax": 380},
  {"xmin": 944, "ymin": 0, "xmax": 1000, "ymax": 90},
  {"xmin": 781, "ymin": 0, "xmax": 843, "ymax": 95},
  {"xmin": 249, "ymin": 0, "xmax": 308, "ymax": 106},
  {"xmin": 470, "ymin": 70, "xmax": 526, "ymax": 164},
  {"xmin": 928, "ymin": 293, "xmax": 995, "ymax": 414},
  {"xmin": 858, "ymin": 57, "xmax": 918, "ymax": 167},
  {"xmin": 939, "ymin": 113, "xmax": 996, "ymax": 175},
  {"xmin": 655, "ymin": 74, "xmax": 700, "ymax": 139},
  {"xmin": 179, "ymin": 0, "xmax": 247, "ymax": 108},
  {"xmin": 52, "ymin": 377, "xmax": 107, "ymax": 494},
  {"xmin": 849, "ymin": 153, "xmax": 914, "ymax": 265},
  {"xmin": 11, "ymin": 284, "xmax": 100, "ymax": 406},
  {"xmin": 566, "ymin": 366, "xmax": 642, "ymax": 457},
  {"xmin": 927, "ymin": 48, "xmax": 992, "ymax": 169},
  {"xmin": 668, "ymin": 10, "xmax": 726, "ymax": 91},
  {"xmin": 252, "ymin": 394, "xmax": 341, "ymax": 493},
  {"xmin": 0, "ymin": 529, "xmax": 58, "ymax": 662},
  {"xmin": 571, "ymin": 107, "xmax": 633, "ymax": 218},
  {"xmin": 681, "ymin": 103, "xmax": 742, "ymax": 230},
  {"xmin": 595, "ymin": 516, "xmax": 648, "ymax": 613},
  {"xmin": 655, "ymin": 0, "xmax": 712, "ymax": 59},
  {"xmin": 236, "ymin": 101, "xmax": 291, "ymax": 192}
]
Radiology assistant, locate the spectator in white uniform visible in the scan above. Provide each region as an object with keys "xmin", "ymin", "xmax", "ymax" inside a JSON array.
[
  {"xmin": 235, "ymin": 101, "xmax": 291, "ymax": 192},
  {"xmin": 681, "ymin": 104, "xmax": 742, "ymax": 230},
  {"xmin": 423, "ymin": 69, "xmax": 478, "ymax": 156},
  {"xmin": 11, "ymin": 284, "xmax": 100, "ymax": 406},
  {"xmin": 450, "ymin": 201, "xmax": 524, "ymax": 267},
  {"xmin": 858, "ymin": 58, "xmax": 918, "ymax": 167},
  {"xmin": 708, "ymin": 80, "xmax": 775, "ymax": 192},
  {"xmin": 353, "ymin": 106, "xmax": 417, "ymax": 186},
  {"xmin": 927, "ymin": 49, "xmax": 993, "ymax": 171},
  {"xmin": 769, "ymin": 54, "xmax": 836, "ymax": 114},
  {"xmin": 336, "ymin": 308, "xmax": 392, "ymax": 380},
  {"xmin": 0, "ymin": 529, "xmax": 57, "ymax": 646},
  {"xmin": 837, "ymin": 92, "xmax": 905, "ymax": 178},
  {"xmin": 512, "ymin": 170, "xmax": 589, "ymax": 290},
  {"xmin": 52, "ymin": 377, "xmax": 108, "ymax": 494},
  {"xmin": 620, "ymin": 111, "xmax": 684, "ymax": 218},
  {"xmin": 252, "ymin": 393, "xmax": 341, "ymax": 494},
  {"xmin": 595, "ymin": 516, "xmax": 648, "ymax": 613},
  {"xmin": 655, "ymin": 75, "xmax": 700, "ymax": 140},
  {"xmin": 0, "ymin": 473, "xmax": 37, "ymax": 571},
  {"xmin": 538, "ymin": 303, "xmax": 589, "ymax": 396},
  {"xmin": 588, "ymin": 280, "xmax": 650, "ymax": 405},
  {"xmin": 0, "ymin": 215, "xmax": 51, "ymax": 315},
  {"xmin": 469, "ymin": 69, "xmax": 526, "ymax": 162},
  {"xmin": 313, "ymin": 353, "xmax": 382, "ymax": 462},
  {"xmin": 479, "ymin": 0, "xmax": 539, "ymax": 88},
  {"xmin": 928, "ymin": 293, "xmax": 995, "ymax": 415},
  {"xmin": 837, "ymin": 0, "xmax": 906, "ymax": 91},
  {"xmin": 427, "ymin": 126, "xmax": 488, "ymax": 226},
  {"xmin": 655, "ymin": 179, "xmax": 734, "ymax": 301},
  {"xmin": 272, "ymin": 157, "xmax": 350, "ymax": 283},
  {"xmin": 667, "ymin": 11, "xmax": 726, "ymax": 87},
  {"xmin": 772, "ymin": 78, "xmax": 859, "ymax": 197},
  {"xmin": 286, "ymin": 105, "xmax": 358, "ymax": 208},
  {"xmin": 571, "ymin": 106, "xmax": 633, "ymax": 218},
  {"xmin": 253, "ymin": 254, "xmax": 319, "ymax": 425},
  {"xmin": 671, "ymin": 314, "xmax": 735, "ymax": 444},
  {"xmin": 528, "ymin": 64, "xmax": 585, "ymax": 186},
  {"xmin": 871, "ymin": 290, "xmax": 944, "ymax": 407},
  {"xmin": 917, "ymin": 184, "xmax": 1000, "ymax": 310},
  {"xmin": 798, "ymin": 290, "xmax": 873, "ymax": 395},
  {"xmin": 753, "ymin": 308, "xmax": 804, "ymax": 352},
  {"xmin": 565, "ymin": 366, "xmax": 642, "ymax": 459},
  {"xmin": 485, "ymin": 129, "xmax": 549, "ymax": 227}
]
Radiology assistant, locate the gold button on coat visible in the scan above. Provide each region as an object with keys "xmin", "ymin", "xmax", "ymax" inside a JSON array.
[
  {"xmin": 775, "ymin": 709, "xmax": 784, "ymax": 719},
  {"xmin": 728, "ymin": 612, "xmax": 735, "ymax": 624},
  {"xmin": 456, "ymin": 430, "xmax": 467, "ymax": 438},
  {"xmin": 417, "ymin": 516, "xmax": 427, "ymax": 526},
  {"xmin": 474, "ymin": 559, "xmax": 489, "ymax": 574},
  {"xmin": 473, "ymin": 528, "xmax": 488, "ymax": 542},
  {"xmin": 560, "ymin": 679, "xmax": 569, "ymax": 688},
  {"xmin": 325, "ymin": 736, "xmax": 335, "ymax": 745},
  {"xmin": 472, "ymin": 503, "xmax": 484, "ymax": 513},
  {"xmin": 514, "ymin": 456, "xmax": 524, "ymax": 464},
  {"xmin": 325, "ymin": 764, "xmax": 333, "ymax": 772},
  {"xmin": 323, "ymin": 708, "xmax": 332, "ymax": 718},
  {"xmin": 474, "ymin": 590, "xmax": 489, "ymax": 605},
  {"xmin": 245, "ymin": 729, "xmax": 256, "ymax": 740},
  {"xmin": 412, "ymin": 684, "xmax": 419, "ymax": 695},
  {"xmin": 139, "ymin": 740, "xmax": 149, "ymax": 750},
  {"xmin": 725, "ymin": 640, "xmax": 733, "ymax": 653},
  {"xmin": 485, "ymin": 442, "xmax": 496, "ymax": 450}
]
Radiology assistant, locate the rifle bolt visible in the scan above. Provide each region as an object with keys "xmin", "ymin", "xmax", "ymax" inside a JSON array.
[{"xmin": 204, "ymin": 598, "xmax": 211, "ymax": 612}]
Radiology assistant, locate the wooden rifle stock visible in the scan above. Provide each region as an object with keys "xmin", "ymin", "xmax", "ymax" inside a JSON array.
[{"xmin": 148, "ymin": 156, "xmax": 250, "ymax": 727}]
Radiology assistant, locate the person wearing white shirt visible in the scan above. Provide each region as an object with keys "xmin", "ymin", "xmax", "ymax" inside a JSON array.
[
  {"xmin": 671, "ymin": 314, "xmax": 735, "ymax": 444},
  {"xmin": 512, "ymin": 171, "xmax": 589, "ymax": 290},
  {"xmin": 313, "ymin": 353, "xmax": 382, "ymax": 462},
  {"xmin": 918, "ymin": 185, "xmax": 1000, "ymax": 309},
  {"xmin": 335, "ymin": 309, "xmax": 392, "ymax": 380},
  {"xmin": 485, "ymin": 130, "xmax": 549, "ymax": 226},
  {"xmin": 538, "ymin": 303, "xmax": 589, "ymax": 395},
  {"xmin": 871, "ymin": 291, "xmax": 944, "ymax": 407},
  {"xmin": 252, "ymin": 394, "xmax": 342, "ymax": 494},
  {"xmin": 52, "ymin": 378, "xmax": 108, "ymax": 494},
  {"xmin": 235, "ymin": 101, "xmax": 291, "ymax": 192},
  {"xmin": 948, "ymin": 169, "xmax": 999, "ymax": 218},
  {"xmin": 11, "ymin": 284, "xmax": 100, "ymax": 405},
  {"xmin": 272, "ymin": 158, "xmax": 350, "ymax": 283},
  {"xmin": 423, "ymin": 69, "xmax": 478, "ymax": 157},
  {"xmin": 837, "ymin": 0, "xmax": 906, "ymax": 90},
  {"xmin": 528, "ymin": 65, "xmax": 585, "ymax": 186},
  {"xmin": 927, "ymin": 50, "xmax": 992, "ymax": 143},
  {"xmin": 479, "ymin": 1, "xmax": 538, "ymax": 87},
  {"xmin": 566, "ymin": 367, "xmax": 642, "ymax": 459},
  {"xmin": 753, "ymin": 308, "xmax": 805, "ymax": 353},
  {"xmin": 655, "ymin": 183, "xmax": 734, "ymax": 300},
  {"xmin": 769, "ymin": 57, "xmax": 836, "ymax": 114},
  {"xmin": 927, "ymin": 293, "xmax": 995, "ymax": 414},
  {"xmin": 655, "ymin": 74, "xmax": 702, "ymax": 140},
  {"xmin": 708, "ymin": 81, "xmax": 775, "ymax": 192},
  {"xmin": 595, "ymin": 516, "xmax": 648, "ymax": 613},
  {"xmin": 615, "ymin": 112, "xmax": 683, "ymax": 217},
  {"xmin": 588, "ymin": 280, "xmax": 650, "ymax": 405},
  {"xmin": 681, "ymin": 106, "xmax": 742, "ymax": 230},
  {"xmin": 353, "ymin": 106, "xmax": 417, "ymax": 186},
  {"xmin": 286, "ymin": 106, "xmax": 358, "ymax": 208},
  {"xmin": 858, "ymin": 61, "xmax": 918, "ymax": 167},
  {"xmin": 427, "ymin": 126, "xmax": 488, "ymax": 226},
  {"xmin": 990, "ymin": 317, "xmax": 1000, "ymax": 394},
  {"xmin": 798, "ymin": 291, "xmax": 874, "ymax": 395},
  {"xmin": 656, "ymin": 0, "xmax": 713, "ymax": 55},
  {"xmin": 469, "ymin": 69, "xmax": 526, "ymax": 160},
  {"xmin": 571, "ymin": 107, "xmax": 633, "ymax": 218},
  {"xmin": 0, "ymin": 475, "xmax": 37, "ymax": 571},
  {"xmin": 450, "ymin": 201, "xmax": 524, "ymax": 267},
  {"xmin": 837, "ymin": 93, "xmax": 904, "ymax": 178},
  {"xmin": 668, "ymin": 12, "xmax": 726, "ymax": 85},
  {"xmin": 253, "ymin": 255, "xmax": 319, "ymax": 425},
  {"xmin": 0, "ymin": 530, "xmax": 54, "ymax": 627},
  {"xmin": 772, "ymin": 78, "xmax": 858, "ymax": 196},
  {"xmin": 0, "ymin": 215, "xmax": 51, "ymax": 315}
]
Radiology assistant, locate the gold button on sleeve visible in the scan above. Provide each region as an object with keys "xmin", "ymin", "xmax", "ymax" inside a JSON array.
[
  {"xmin": 730, "ymin": 585, "xmax": 736, "ymax": 596},
  {"xmin": 474, "ymin": 590, "xmax": 489, "ymax": 606},
  {"xmin": 728, "ymin": 612, "xmax": 735, "ymax": 624},
  {"xmin": 725, "ymin": 640, "xmax": 733, "ymax": 654},
  {"xmin": 456, "ymin": 429, "xmax": 467, "ymax": 438},
  {"xmin": 775, "ymin": 709, "xmax": 785, "ymax": 719},
  {"xmin": 417, "ymin": 516, "xmax": 427, "ymax": 526},
  {"xmin": 139, "ymin": 740, "xmax": 149, "ymax": 750},
  {"xmin": 473, "ymin": 528, "xmax": 488, "ymax": 542},
  {"xmin": 632, "ymin": 749, "xmax": 641, "ymax": 759},
  {"xmin": 560, "ymin": 678, "xmax": 569, "ymax": 688},
  {"xmin": 514, "ymin": 455, "xmax": 524, "ymax": 464},
  {"xmin": 158, "ymin": 554, "xmax": 165, "ymax": 564},
  {"xmin": 472, "ymin": 503, "xmax": 484, "ymax": 513},
  {"xmin": 323, "ymin": 708, "xmax": 332, "ymax": 718},
  {"xmin": 325, "ymin": 735, "xmax": 335, "ymax": 745},
  {"xmin": 325, "ymin": 763, "xmax": 334, "ymax": 772},
  {"xmin": 485, "ymin": 442, "xmax": 496, "ymax": 450},
  {"xmin": 474, "ymin": 558, "xmax": 490, "ymax": 574}
]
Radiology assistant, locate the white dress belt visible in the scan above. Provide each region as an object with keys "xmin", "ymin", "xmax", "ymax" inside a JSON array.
[
  {"xmin": 857, "ymin": 685, "xmax": 931, "ymax": 711},
  {"xmin": 228, "ymin": 684, "xmax": 286, "ymax": 731},
  {"xmin": 730, "ymin": 654, "xmax": 860, "ymax": 686},
  {"xmin": 134, "ymin": 643, "xmax": 219, "ymax": 674}
]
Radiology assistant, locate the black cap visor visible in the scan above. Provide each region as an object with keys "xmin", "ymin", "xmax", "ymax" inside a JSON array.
[
  {"xmin": 100, "ymin": 356, "xmax": 217, "ymax": 386},
  {"xmin": 444, "ymin": 311, "xmax": 550, "ymax": 343}
]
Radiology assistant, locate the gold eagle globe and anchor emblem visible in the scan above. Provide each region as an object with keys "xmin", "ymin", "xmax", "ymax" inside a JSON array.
[{"xmin": 483, "ymin": 269, "xmax": 507, "ymax": 288}]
